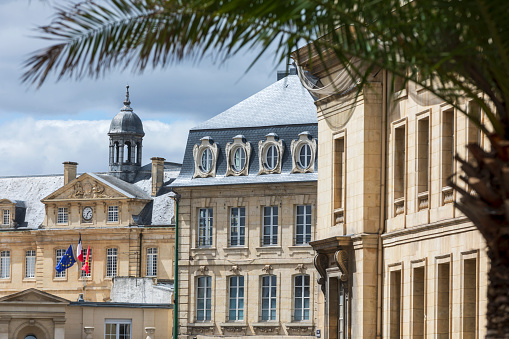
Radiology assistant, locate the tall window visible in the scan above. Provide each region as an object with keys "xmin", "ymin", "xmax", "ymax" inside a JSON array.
[
  {"xmin": 106, "ymin": 248, "xmax": 118, "ymax": 277},
  {"xmin": 146, "ymin": 247, "xmax": 157, "ymax": 277},
  {"xmin": 261, "ymin": 275, "xmax": 277, "ymax": 321},
  {"xmin": 198, "ymin": 208, "xmax": 213, "ymax": 247},
  {"xmin": 0, "ymin": 251, "xmax": 10, "ymax": 279},
  {"xmin": 294, "ymin": 275, "xmax": 310, "ymax": 321},
  {"xmin": 105, "ymin": 319, "xmax": 131, "ymax": 339},
  {"xmin": 442, "ymin": 108, "xmax": 455, "ymax": 186},
  {"xmin": 201, "ymin": 148, "xmax": 213, "ymax": 172},
  {"xmin": 265, "ymin": 145, "xmax": 278, "ymax": 170},
  {"xmin": 196, "ymin": 276, "xmax": 212, "ymax": 321},
  {"xmin": 394, "ymin": 125, "xmax": 406, "ymax": 200},
  {"xmin": 298, "ymin": 144, "xmax": 312, "ymax": 169},
  {"xmin": 413, "ymin": 266, "xmax": 425, "ymax": 339},
  {"xmin": 2, "ymin": 210, "xmax": 9, "ymax": 225},
  {"xmin": 55, "ymin": 249, "xmax": 66, "ymax": 278},
  {"xmin": 262, "ymin": 206, "xmax": 278, "ymax": 246},
  {"xmin": 417, "ymin": 117, "xmax": 429, "ymax": 195},
  {"xmin": 229, "ymin": 276, "xmax": 245, "ymax": 321},
  {"xmin": 437, "ymin": 262, "xmax": 450, "ymax": 338},
  {"xmin": 463, "ymin": 258, "xmax": 477, "ymax": 337},
  {"xmin": 389, "ymin": 270, "xmax": 402, "ymax": 339},
  {"xmin": 25, "ymin": 250, "xmax": 36, "ymax": 278},
  {"xmin": 108, "ymin": 206, "xmax": 119, "ymax": 222},
  {"xmin": 81, "ymin": 248, "xmax": 92, "ymax": 278},
  {"xmin": 295, "ymin": 205, "xmax": 312, "ymax": 245},
  {"xmin": 230, "ymin": 207, "xmax": 245, "ymax": 246},
  {"xmin": 57, "ymin": 207, "xmax": 68, "ymax": 224}
]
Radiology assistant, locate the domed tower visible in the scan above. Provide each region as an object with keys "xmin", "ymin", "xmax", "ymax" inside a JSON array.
[{"xmin": 108, "ymin": 86, "xmax": 145, "ymax": 182}]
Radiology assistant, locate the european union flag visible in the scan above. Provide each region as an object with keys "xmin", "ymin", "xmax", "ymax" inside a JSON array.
[{"xmin": 55, "ymin": 245, "xmax": 76, "ymax": 273}]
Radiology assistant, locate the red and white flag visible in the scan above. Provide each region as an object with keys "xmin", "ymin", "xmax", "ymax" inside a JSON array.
[
  {"xmin": 77, "ymin": 234, "xmax": 84, "ymax": 262},
  {"xmin": 81, "ymin": 245, "xmax": 90, "ymax": 274}
]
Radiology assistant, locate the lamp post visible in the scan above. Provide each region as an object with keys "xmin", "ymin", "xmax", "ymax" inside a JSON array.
[{"xmin": 171, "ymin": 192, "xmax": 181, "ymax": 339}]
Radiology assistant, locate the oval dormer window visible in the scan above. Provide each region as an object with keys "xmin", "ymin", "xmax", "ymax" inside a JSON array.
[
  {"xmin": 233, "ymin": 147, "xmax": 246, "ymax": 172},
  {"xmin": 298, "ymin": 144, "xmax": 312, "ymax": 169},
  {"xmin": 201, "ymin": 148, "xmax": 213, "ymax": 173},
  {"xmin": 265, "ymin": 144, "xmax": 278, "ymax": 170}
]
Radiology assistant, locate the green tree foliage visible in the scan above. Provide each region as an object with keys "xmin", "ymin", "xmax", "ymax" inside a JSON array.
[{"xmin": 23, "ymin": 0, "xmax": 509, "ymax": 336}]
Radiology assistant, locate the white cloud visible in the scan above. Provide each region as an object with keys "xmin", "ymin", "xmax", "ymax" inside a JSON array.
[{"xmin": 0, "ymin": 118, "xmax": 196, "ymax": 176}]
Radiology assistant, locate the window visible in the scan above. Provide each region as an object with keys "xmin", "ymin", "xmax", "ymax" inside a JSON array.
[
  {"xmin": 146, "ymin": 247, "xmax": 157, "ymax": 277},
  {"xmin": 57, "ymin": 207, "xmax": 68, "ymax": 224},
  {"xmin": 2, "ymin": 210, "xmax": 9, "ymax": 225},
  {"xmin": 413, "ymin": 266, "xmax": 425, "ymax": 338},
  {"xmin": 417, "ymin": 117, "xmax": 429, "ymax": 194},
  {"xmin": 198, "ymin": 208, "xmax": 213, "ymax": 247},
  {"xmin": 294, "ymin": 275, "xmax": 310, "ymax": 321},
  {"xmin": 442, "ymin": 108, "xmax": 455, "ymax": 187},
  {"xmin": 55, "ymin": 249, "xmax": 66, "ymax": 278},
  {"xmin": 389, "ymin": 270, "xmax": 402, "ymax": 339},
  {"xmin": 106, "ymin": 248, "xmax": 118, "ymax": 277},
  {"xmin": 262, "ymin": 206, "xmax": 278, "ymax": 246},
  {"xmin": 196, "ymin": 276, "xmax": 212, "ymax": 321},
  {"xmin": 233, "ymin": 147, "xmax": 246, "ymax": 172},
  {"xmin": 201, "ymin": 148, "xmax": 213, "ymax": 172},
  {"xmin": 261, "ymin": 275, "xmax": 277, "ymax": 321},
  {"xmin": 298, "ymin": 144, "xmax": 312, "ymax": 169},
  {"xmin": 295, "ymin": 205, "xmax": 312, "ymax": 245},
  {"xmin": 81, "ymin": 248, "xmax": 92, "ymax": 278},
  {"xmin": 333, "ymin": 135, "xmax": 345, "ymax": 227},
  {"xmin": 25, "ymin": 250, "xmax": 36, "ymax": 278},
  {"xmin": 394, "ymin": 124, "xmax": 406, "ymax": 215},
  {"xmin": 437, "ymin": 262, "xmax": 450, "ymax": 338},
  {"xmin": 105, "ymin": 319, "xmax": 131, "ymax": 339},
  {"xmin": 463, "ymin": 258, "xmax": 477, "ymax": 337},
  {"xmin": 230, "ymin": 207, "xmax": 245, "ymax": 246},
  {"xmin": 0, "ymin": 251, "xmax": 10, "ymax": 279},
  {"xmin": 108, "ymin": 206, "xmax": 119, "ymax": 222},
  {"xmin": 229, "ymin": 276, "xmax": 245, "ymax": 321},
  {"xmin": 265, "ymin": 145, "xmax": 278, "ymax": 170}
]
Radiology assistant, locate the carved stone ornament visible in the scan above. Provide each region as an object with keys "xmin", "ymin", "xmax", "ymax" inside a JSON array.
[
  {"xmin": 230, "ymin": 265, "xmax": 242, "ymax": 274},
  {"xmin": 314, "ymin": 253, "xmax": 329, "ymax": 295},
  {"xmin": 225, "ymin": 135, "xmax": 252, "ymax": 176},
  {"xmin": 188, "ymin": 324, "xmax": 214, "ymax": 334},
  {"xmin": 193, "ymin": 136, "xmax": 219, "ymax": 178},
  {"xmin": 334, "ymin": 249, "xmax": 349, "ymax": 282},
  {"xmin": 220, "ymin": 323, "xmax": 247, "ymax": 335},
  {"xmin": 253, "ymin": 324, "xmax": 280, "ymax": 334},
  {"xmin": 71, "ymin": 180, "xmax": 109, "ymax": 199},
  {"xmin": 197, "ymin": 265, "xmax": 209, "ymax": 275},
  {"xmin": 295, "ymin": 263, "xmax": 306, "ymax": 273},
  {"xmin": 258, "ymin": 133, "xmax": 284, "ymax": 175},
  {"xmin": 262, "ymin": 264, "xmax": 273, "ymax": 274},
  {"xmin": 286, "ymin": 324, "xmax": 314, "ymax": 335},
  {"xmin": 290, "ymin": 131, "xmax": 317, "ymax": 174}
]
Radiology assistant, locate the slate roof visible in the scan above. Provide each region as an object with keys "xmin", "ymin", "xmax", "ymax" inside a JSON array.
[
  {"xmin": 171, "ymin": 75, "xmax": 318, "ymax": 188},
  {"xmin": 192, "ymin": 75, "xmax": 317, "ymax": 130}
]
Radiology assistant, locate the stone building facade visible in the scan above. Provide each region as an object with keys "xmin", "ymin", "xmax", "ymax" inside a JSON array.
[
  {"xmin": 0, "ymin": 88, "xmax": 179, "ymax": 339},
  {"xmin": 294, "ymin": 52, "xmax": 488, "ymax": 339},
  {"xmin": 171, "ymin": 75, "xmax": 319, "ymax": 338}
]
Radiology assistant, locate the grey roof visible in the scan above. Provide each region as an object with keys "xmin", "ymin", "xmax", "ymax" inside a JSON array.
[
  {"xmin": 109, "ymin": 88, "xmax": 145, "ymax": 136},
  {"xmin": 191, "ymin": 75, "xmax": 317, "ymax": 130},
  {"xmin": 93, "ymin": 173, "xmax": 151, "ymax": 200}
]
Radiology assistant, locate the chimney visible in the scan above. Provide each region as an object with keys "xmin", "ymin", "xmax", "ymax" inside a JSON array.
[
  {"xmin": 63, "ymin": 162, "xmax": 78, "ymax": 185},
  {"xmin": 151, "ymin": 157, "xmax": 165, "ymax": 197}
]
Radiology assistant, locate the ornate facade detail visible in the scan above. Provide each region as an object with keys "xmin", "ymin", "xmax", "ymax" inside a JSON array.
[
  {"xmin": 188, "ymin": 324, "xmax": 214, "ymax": 334},
  {"xmin": 258, "ymin": 133, "xmax": 284, "ymax": 175},
  {"xmin": 286, "ymin": 324, "xmax": 314, "ymax": 335},
  {"xmin": 295, "ymin": 263, "xmax": 306, "ymax": 273},
  {"xmin": 225, "ymin": 135, "xmax": 252, "ymax": 176},
  {"xmin": 262, "ymin": 264, "xmax": 273, "ymax": 274},
  {"xmin": 193, "ymin": 136, "xmax": 219, "ymax": 178},
  {"xmin": 290, "ymin": 131, "xmax": 317, "ymax": 173},
  {"xmin": 70, "ymin": 181, "xmax": 109, "ymax": 199},
  {"xmin": 334, "ymin": 249, "xmax": 349, "ymax": 282},
  {"xmin": 229, "ymin": 265, "xmax": 242, "ymax": 274},
  {"xmin": 314, "ymin": 253, "xmax": 329, "ymax": 295},
  {"xmin": 197, "ymin": 265, "xmax": 209, "ymax": 275},
  {"xmin": 220, "ymin": 323, "xmax": 247, "ymax": 335},
  {"xmin": 253, "ymin": 324, "xmax": 280, "ymax": 334}
]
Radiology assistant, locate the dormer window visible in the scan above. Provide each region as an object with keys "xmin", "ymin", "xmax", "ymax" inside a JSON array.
[
  {"xmin": 258, "ymin": 133, "xmax": 284, "ymax": 175},
  {"xmin": 57, "ymin": 207, "xmax": 68, "ymax": 224},
  {"xmin": 2, "ymin": 210, "xmax": 9, "ymax": 225},
  {"xmin": 193, "ymin": 137, "xmax": 219, "ymax": 178},
  {"xmin": 226, "ymin": 135, "xmax": 252, "ymax": 176},
  {"xmin": 291, "ymin": 132, "xmax": 317, "ymax": 174}
]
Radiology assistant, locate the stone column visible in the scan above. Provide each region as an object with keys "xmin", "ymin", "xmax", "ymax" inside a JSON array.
[
  {"xmin": 145, "ymin": 327, "xmax": 155, "ymax": 339},
  {"xmin": 0, "ymin": 316, "xmax": 11, "ymax": 339},
  {"xmin": 53, "ymin": 317, "xmax": 66, "ymax": 339},
  {"xmin": 84, "ymin": 326, "xmax": 94, "ymax": 339}
]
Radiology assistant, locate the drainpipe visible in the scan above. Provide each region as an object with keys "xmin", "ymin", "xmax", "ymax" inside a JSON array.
[
  {"xmin": 139, "ymin": 232, "xmax": 143, "ymax": 277},
  {"xmin": 171, "ymin": 191, "xmax": 181, "ymax": 339},
  {"xmin": 376, "ymin": 70, "xmax": 388, "ymax": 339}
]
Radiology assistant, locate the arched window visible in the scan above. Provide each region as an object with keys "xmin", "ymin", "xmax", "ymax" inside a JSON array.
[
  {"xmin": 201, "ymin": 148, "xmax": 213, "ymax": 173},
  {"xmin": 298, "ymin": 144, "xmax": 312, "ymax": 169},
  {"xmin": 233, "ymin": 147, "xmax": 246, "ymax": 172},
  {"xmin": 114, "ymin": 142, "xmax": 120, "ymax": 163},
  {"xmin": 124, "ymin": 141, "xmax": 131, "ymax": 163},
  {"xmin": 265, "ymin": 145, "xmax": 278, "ymax": 170}
]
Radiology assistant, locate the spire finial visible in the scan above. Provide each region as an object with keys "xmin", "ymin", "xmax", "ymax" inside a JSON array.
[{"xmin": 124, "ymin": 85, "xmax": 131, "ymax": 106}]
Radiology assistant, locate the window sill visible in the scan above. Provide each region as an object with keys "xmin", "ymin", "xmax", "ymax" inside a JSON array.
[
  {"xmin": 188, "ymin": 322, "xmax": 214, "ymax": 334},
  {"xmin": 223, "ymin": 246, "xmax": 249, "ymax": 257},
  {"xmin": 252, "ymin": 322, "xmax": 280, "ymax": 335},
  {"xmin": 22, "ymin": 278, "xmax": 36, "ymax": 282},
  {"xmin": 285, "ymin": 322, "xmax": 314, "ymax": 335},
  {"xmin": 288, "ymin": 245, "xmax": 314, "ymax": 257},
  {"xmin": 255, "ymin": 246, "xmax": 282, "ymax": 257},
  {"xmin": 53, "ymin": 277, "xmax": 68, "ymax": 282},
  {"xmin": 220, "ymin": 322, "xmax": 248, "ymax": 334},
  {"xmin": 191, "ymin": 247, "xmax": 217, "ymax": 259}
]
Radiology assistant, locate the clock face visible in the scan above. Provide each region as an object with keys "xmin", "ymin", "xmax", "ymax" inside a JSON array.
[{"xmin": 82, "ymin": 207, "xmax": 93, "ymax": 221}]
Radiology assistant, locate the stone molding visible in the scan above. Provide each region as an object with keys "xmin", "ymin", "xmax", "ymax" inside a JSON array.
[
  {"xmin": 193, "ymin": 136, "xmax": 219, "ymax": 178},
  {"xmin": 290, "ymin": 132, "xmax": 317, "ymax": 174},
  {"xmin": 225, "ymin": 135, "xmax": 251, "ymax": 177},
  {"xmin": 258, "ymin": 133, "xmax": 284, "ymax": 175}
]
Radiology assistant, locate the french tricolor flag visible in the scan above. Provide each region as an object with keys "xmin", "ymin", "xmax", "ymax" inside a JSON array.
[{"xmin": 77, "ymin": 234, "xmax": 84, "ymax": 262}]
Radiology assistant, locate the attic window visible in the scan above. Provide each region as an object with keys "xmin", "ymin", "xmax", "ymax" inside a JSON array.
[
  {"xmin": 57, "ymin": 207, "xmax": 68, "ymax": 224},
  {"xmin": 291, "ymin": 132, "xmax": 316, "ymax": 174},
  {"xmin": 193, "ymin": 136, "xmax": 219, "ymax": 178},
  {"xmin": 2, "ymin": 210, "xmax": 9, "ymax": 225},
  {"xmin": 200, "ymin": 148, "xmax": 213, "ymax": 173},
  {"xmin": 258, "ymin": 133, "xmax": 284, "ymax": 175},
  {"xmin": 226, "ymin": 135, "xmax": 251, "ymax": 177}
]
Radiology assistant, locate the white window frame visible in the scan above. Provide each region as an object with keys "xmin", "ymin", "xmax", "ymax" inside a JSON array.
[
  {"xmin": 294, "ymin": 274, "xmax": 310, "ymax": 321},
  {"xmin": 201, "ymin": 148, "xmax": 213, "ymax": 172},
  {"xmin": 232, "ymin": 147, "xmax": 246, "ymax": 172},
  {"xmin": 55, "ymin": 249, "xmax": 66, "ymax": 278},
  {"xmin": 108, "ymin": 206, "xmax": 119, "ymax": 222},
  {"xmin": 261, "ymin": 275, "xmax": 277, "ymax": 321},
  {"xmin": 105, "ymin": 319, "xmax": 132, "ymax": 339},
  {"xmin": 2, "ymin": 210, "xmax": 9, "ymax": 225},
  {"xmin": 146, "ymin": 247, "xmax": 157, "ymax": 277},
  {"xmin": 80, "ymin": 247, "xmax": 92, "ymax": 278},
  {"xmin": 0, "ymin": 250, "xmax": 10, "ymax": 279},
  {"xmin": 196, "ymin": 276, "xmax": 212, "ymax": 322},
  {"xmin": 295, "ymin": 205, "xmax": 312, "ymax": 245},
  {"xmin": 265, "ymin": 144, "xmax": 278, "ymax": 170},
  {"xmin": 25, "ymin": 250, "xmax": 36, "ymax": 278},
  {"xmin": 106, "ymin": 248, "xmax": 118, "ymax": 277},
  {"xmin": 229, "ymin": 275, "xmax": 245, "ymax": 321},
  {"xmin": 298, "ymin": 144, "xmax": 312, "ymax": 169},
  {"xmin": 229, "ymin": 207, "xmax": 245, "ymax": 247},
  {"xmin": 262, "ymin": 206, "xmax": 278, "ymax": 246},
  {"xmin": 57, "ymin": 207, "xmax": 68, "ymax": 224},
  {"xmin": 198, "ymin": 208, "xmax": 213, "ymax": 247}
]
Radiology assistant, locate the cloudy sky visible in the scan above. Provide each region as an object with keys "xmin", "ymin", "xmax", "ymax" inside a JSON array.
[{"xmin": 0, "ymin": 1, "xmax": 283, "ymax": 176}]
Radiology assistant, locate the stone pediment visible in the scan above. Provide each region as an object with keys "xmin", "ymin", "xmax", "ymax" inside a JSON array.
[
  {"xmin": 42, "ymin": 173, "xmax": 127, "ymax": 201},
  {"xmin": 0, "ymin": 288, "xmax": 69, "ymax": 304}
]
